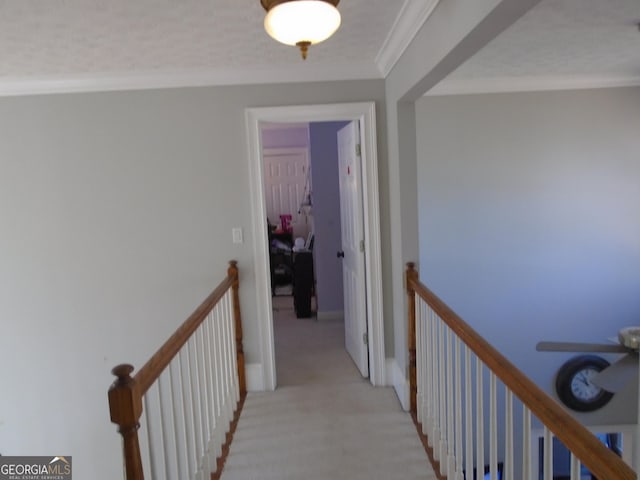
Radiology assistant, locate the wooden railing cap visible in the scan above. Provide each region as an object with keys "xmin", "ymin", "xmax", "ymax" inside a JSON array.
[{"xmin": 111, "ymin": 364, "xmax": 135, "ymax": 380}]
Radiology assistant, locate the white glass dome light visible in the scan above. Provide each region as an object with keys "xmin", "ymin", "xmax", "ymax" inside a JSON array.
[{"xmin": 263, "ymin": 0, "xmax": 341, "ymax": 59}]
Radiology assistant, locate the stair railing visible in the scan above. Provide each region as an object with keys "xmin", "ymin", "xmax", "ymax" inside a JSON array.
[
  {"xmin": 109, "ymin": 261, "xmax": 246, "ymax": 480},
  {"xmin": 406, "ymin": 262, "xmax": 635, "ymax": 480}
]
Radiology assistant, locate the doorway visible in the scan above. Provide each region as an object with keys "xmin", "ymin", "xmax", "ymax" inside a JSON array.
[{"xmin": 246, "ymin": 102, "xmax": 385, "ymax": 390}]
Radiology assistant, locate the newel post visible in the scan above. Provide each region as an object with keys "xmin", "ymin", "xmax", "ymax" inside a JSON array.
[
  {"xmin": 406, "ymin": 262, "xmax": 418, "ymax": 416},
  {"xmin": 108, "ymin": 364, "xmax": 144, "ymax": 480},
  {"xmin": 228, "ymin": 260, "xmax": 246, "ymax": 396}
]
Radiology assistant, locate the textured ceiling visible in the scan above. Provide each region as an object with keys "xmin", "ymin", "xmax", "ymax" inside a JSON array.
[
  {"xmin": 0, "ymin": 0, "xmax": 403, "ymax": 80},
  {"xmin": 0, "ymin": 0, "xmax": 638, "ymax": 95},
  {"xmin": 432, "ymin": 0, "xmax": 640, "ymax": 94}
]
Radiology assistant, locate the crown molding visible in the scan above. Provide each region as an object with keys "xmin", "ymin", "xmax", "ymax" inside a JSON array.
[
  {"xmin": 375, "ymin": 0, "xmax": 439, "ymax": 77},
  {"xmin": 0, "ymin": 62, "xmax": 382, "ymax": 97},
  {"xmin": 426, "ymin": 74, "xmax": 640, "ymax": 96}
]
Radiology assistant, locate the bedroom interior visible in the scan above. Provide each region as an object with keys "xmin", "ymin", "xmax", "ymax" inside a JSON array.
[{"xmin": 261, "ymin": 121, "xmax": 347, "ymax": 321}]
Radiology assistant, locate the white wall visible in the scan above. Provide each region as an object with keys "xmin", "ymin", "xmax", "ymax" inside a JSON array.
[
  {"xmin": 0, "ymin": 80, "xmax": 386, "ymax": 479},
  {"xmin": 416, "ymin": 87, "xmax": 640, "ymax": 425}
]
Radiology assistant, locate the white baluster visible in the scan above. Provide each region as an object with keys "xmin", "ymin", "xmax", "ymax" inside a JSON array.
[
  {"xmin": 570, "ymin": 452, "xmax": 580, "ymax": 480},
  {"xmin": 439, "ymin": 316, "xmax": 447, "ymax": 473},
  {"xmin": 221, "ymin": 306, "xmax": 232, "ymax": 449},
  {"xmin": 137, "ymin": 401, "xmax": 152, "ymax": 477},
  {"xmin": 416, "ymin": 299, "xmax": 423, "ymax": 424},
  {"xmin": 157, "ymin": 374, "xmax": 171, "ymax": 479},
  {"xmin": 203, "ymin": 315, "xmax": 217, "ymax": 472},
  {"xmin": 179, "ymin": 347, "xmax": 197, "ymax": 477},
  {"xmin": 446, "ymin": 326, "xmax": 455, "ymax": 476},
  {"xmin": 214, "ymin": 306, "xmax": 225, "ymax": 464},
  {"xmin": 464, "ymin": 348, "xmax": 473, "ymax": 480},
  {"xmin": 144, "ymin": 393, "xmax": 159, "ymax": 479},
  {"xmin": 196, "ymin": 327, "xmax": 212, "ymax": 472},
  {"xmin": 430, "ymin": 309, "xmax": 439, "ymax": 449},
  {"xmin": 188, "ymin": 336, "xmax": 204, "ymax": 470},
  {"xmin": 227, "ymin": 291, "xmax": 240, "ymax": 401},
  {"xmin": 222, "ymin": 297, "xmax": 234, "ymax": 423},
  {"xmin": 218, "ymin": 302, "xmax": 231, "ymax": 429},
  {"xmin": 543, "ymin": 427, "xmax": 553, "ymax": 480},
  {"xmin": 219, "ymin": 302, "xmax": 231, "ymax": 447},
  {"xmin": 476, "ymin": 359, "xmax": 485, "ymax": 480},
  {"xmin": 208, "ymin": 309, "xmax": 223, "ymax": 458},
  {"xmin": 489, "ymin": 372, "xmax": 497, "ymax": 480},
  {"xmin": 169, "ymin": 359, "xmax": 186, "ymax": 478},
  {"xmin": 454, "ymin": 336, "xmax": 463, "ymax": 479},
  {"xmin": 522, "ymin": 406, "xmax": 531, "ymax": 480},
  {"xmin": 504, "ymin": 389, "xmax": 513, "ymax": 480},
  {"xmin": 424, "ymin": 305, "xmax": 433, "ymax": 437}
]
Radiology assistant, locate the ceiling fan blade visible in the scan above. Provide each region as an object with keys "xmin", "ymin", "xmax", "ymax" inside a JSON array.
[
  {"xmin": 536, "ymin": 341, "xmax": 627, "ymax": 353},
  {"xmin": 593, "ymin": 353, "xmax": 639, "ymax": 393}
]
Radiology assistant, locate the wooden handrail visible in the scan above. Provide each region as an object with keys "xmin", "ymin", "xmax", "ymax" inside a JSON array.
[
  {"xmin": 108, "ymin": 260, "xmax": 245, "ymax": 480},
  {"xmin": 135, "ymin": 275, "xmax": 234, "ymax": 394},
  {"xmin": 405, "ymin": 262, "xmax": 635, "ymax": 480}
]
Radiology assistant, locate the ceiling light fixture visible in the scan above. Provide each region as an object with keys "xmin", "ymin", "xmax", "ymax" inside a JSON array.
[{"xmin": 260, "ymin": 0, "xmax": 341, "ymax": 60}]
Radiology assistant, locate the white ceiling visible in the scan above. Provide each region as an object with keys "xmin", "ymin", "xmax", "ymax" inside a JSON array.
[
  {"xmin": 432, "ymin": 0, "xmax": 640, "ymax": 94},
  {"xmin": 0, "ymin": 0, "xmax": 430, "ymax": 95},
  {"xmin": 0, "ymin": 0, "xmax": 638, "ymax": 96}
]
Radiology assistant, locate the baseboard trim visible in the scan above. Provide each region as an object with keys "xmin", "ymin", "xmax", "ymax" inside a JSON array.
[
  {"xmin": 316, "ymin": 310, "xmax": 344, "ymax": 321},
  {"xmin": 386, "ymin": 358, "xmax": 409, "ymax": 411},
  {"xmin": 245, "ymin": 363, "xmax": 265, "ymax": 392}
]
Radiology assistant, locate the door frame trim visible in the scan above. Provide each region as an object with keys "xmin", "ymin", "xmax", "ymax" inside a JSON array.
[{"xmin": 245, "ymin": 102, "xmax": 385, "ymax": 390}]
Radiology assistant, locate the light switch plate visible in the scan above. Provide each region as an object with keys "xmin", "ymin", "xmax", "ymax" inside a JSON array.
[{"xmin": 232, "ymin": 228, "xmax": 243, "ymax": 244}]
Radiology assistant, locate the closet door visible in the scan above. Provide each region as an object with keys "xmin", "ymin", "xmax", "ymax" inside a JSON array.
[
  {"xmin": 337, "ymin": 121, "xmax": 369, "ymax": 378},
  {"xmin": 263, "ymin": 147, "xmax": 310, "ymax": 226}
]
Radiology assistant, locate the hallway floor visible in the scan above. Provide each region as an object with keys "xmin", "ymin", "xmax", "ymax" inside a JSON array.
[{"xmin": 221, "ymin": 297, "xmax": 437, "ymax": 479}]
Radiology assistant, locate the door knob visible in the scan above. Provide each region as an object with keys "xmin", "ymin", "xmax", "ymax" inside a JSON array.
[{"xmin": 337, "ymin": 251, "xmax": 344, "ymax": 258}]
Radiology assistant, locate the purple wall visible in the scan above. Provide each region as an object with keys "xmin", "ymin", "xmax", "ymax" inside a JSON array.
[{"xmin": 309, "ymin": 121, "xmax": 349, "ymax": 314}]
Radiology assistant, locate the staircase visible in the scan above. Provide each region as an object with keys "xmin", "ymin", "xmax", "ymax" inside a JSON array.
[{"xmin": 107, "ymin": 261, "xmax": 636, "ymax": 480}]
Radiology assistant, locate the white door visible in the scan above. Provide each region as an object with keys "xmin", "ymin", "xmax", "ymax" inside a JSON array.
[
  {"xmin": 337, "ymin": 121, "xmax": 369, "ymax": 377},
  {"xmin": 263, "ymin": 148, "xmax": 309, "ymax": 227}
]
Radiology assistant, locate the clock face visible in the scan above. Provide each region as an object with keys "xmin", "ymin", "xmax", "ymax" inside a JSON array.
[
  {"xmin": 555, "ymin": 355, "xmax": 614, "ymax": 412},
  {"xmin": 570, "ymin": 367, "xmax": 602, "ymax": 401}
]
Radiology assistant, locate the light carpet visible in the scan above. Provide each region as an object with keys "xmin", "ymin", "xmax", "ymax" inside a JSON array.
[{"xmin": 221, "ymin": 297, "xmax": 437, "ymax": 480}]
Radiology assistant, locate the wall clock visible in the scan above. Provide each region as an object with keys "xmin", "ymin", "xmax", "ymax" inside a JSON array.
[{"xmin": 555, "ymin": 355, "xmax": 614, "ymax": 412}]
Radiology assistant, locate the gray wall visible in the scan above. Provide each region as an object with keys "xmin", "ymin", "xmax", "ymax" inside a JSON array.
[
  {"xmin": 309, "ymin": 121, "xmax": 349, "ymax": 314},
  {"xmin": 0, "ymin": 79, "xmax": 387, "ymax": 479},
  {"xmin": 382, "ymin": 0, "xmax": 529, "ymax": 405},
  {"xmin": 416, "ymin": 87, "xmax": 640, "ymax": 426}
]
